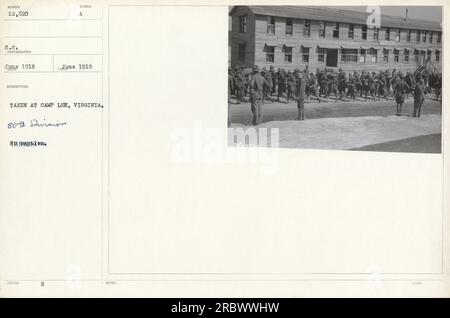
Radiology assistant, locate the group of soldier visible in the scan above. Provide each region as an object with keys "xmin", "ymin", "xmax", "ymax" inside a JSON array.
[{"xmin": 228, "ymin": 65, "xmax": 442, "ymax": 126}]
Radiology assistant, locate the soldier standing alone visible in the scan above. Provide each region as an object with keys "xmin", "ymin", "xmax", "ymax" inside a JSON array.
[
  {"xmin": 295, "ymin": 72, "xmax": 306, "ymax": 120},
  {"xmin": 393, "ymin": 73, "xmax": 409, "ymax": 116},
  {"xmin": 248, "ymin": 65, "xmax": 268, "ymax": 125}
]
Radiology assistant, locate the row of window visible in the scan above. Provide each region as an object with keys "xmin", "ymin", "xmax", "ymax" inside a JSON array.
[
  {"xmin": 238, "ymin": 43, "xmax": 440, "ymax": 64},
  {"xmin": 238, "ymin": 15, "xmax": 442, "ymax": 43},
  {"xmin": 338, "ymin": 48, "xmax": 440, "ymax": 63}
]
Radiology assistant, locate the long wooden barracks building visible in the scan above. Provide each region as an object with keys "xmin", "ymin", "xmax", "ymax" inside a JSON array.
[{"xmin": 229, "ymin": 6, "xmax": 442, "ymax": 72}]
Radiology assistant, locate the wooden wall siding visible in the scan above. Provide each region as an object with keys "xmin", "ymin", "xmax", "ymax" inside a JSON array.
[
  {"xmin": 230, "ymin": 6, "xmax": 256, "ymax": 67},
  {"xmin": 400, "ymin": 30, "xmax": 405, "ymax": 42},
  {"xmin": 292, "ymin": 18, "xmax": 302, "ymax": 37},
  {"xmin": 379, "ymin": 27, "xmax": 386, "ymax": 41},
  {"xmin": 236, "ymin": 6, "xmax": 441, "ymax": 31},
  {"xmin": 231, "ymin": 12, "xmax": 442, "ymax": 72},
  {"xmin": 325, "ymin": 22, "xmax": 334, "ymax": 38},
  {"xmin": 354, "ymin": 25, "xmax": 362, "ymax": 41},
  {"xmin": 340, "ymin": 23, "xmax": 349, "ymax": 40}
]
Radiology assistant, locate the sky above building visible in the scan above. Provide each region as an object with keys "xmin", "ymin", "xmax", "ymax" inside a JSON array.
[{"xmin": 330, "ymin": 6, "xmax": 442, "ymax": 23}]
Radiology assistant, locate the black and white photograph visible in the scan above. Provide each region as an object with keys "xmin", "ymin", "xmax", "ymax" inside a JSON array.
[{"xmin": 228, "ymin": 6, "xmax": 442, "ymax": 153}]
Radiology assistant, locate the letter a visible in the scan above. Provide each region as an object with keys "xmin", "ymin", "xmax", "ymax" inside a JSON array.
[{"xmin": 366, "ymin": 6, "xmax": 381, "ymax": 29}]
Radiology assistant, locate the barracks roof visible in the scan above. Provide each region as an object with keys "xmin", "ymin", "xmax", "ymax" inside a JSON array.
[{"xmin": 230, "ymin": 6, "xmax": 442, "ymax": 31}]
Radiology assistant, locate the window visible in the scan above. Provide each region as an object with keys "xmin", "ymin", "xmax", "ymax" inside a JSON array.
[
  {"xmin": 302, "ymin": 47, "xmax": 309, "ymax": 63},
  {"xmin": 362, "ymin": 25, "xmax": 367, "ymax": 40},
  {"xmin": 318, "ymin": 48, "xmax": 325, "ymax": 63},
  {"xmin": 333, "ymin": 23, "xmax": 339, "ymax": 38},
  {"xmin": 436, "ymin": 50, "xmax": 440, "ymax": 62},
  {"xmin": 395, "ymin": 29, "xmax": 400, "ymax": 42},
  {"xmin": 369, "ymin": 48, "xmax": 377, "ymax": 62},
  {"xmin": 359, "ymin": 49, "xmax": 366, "ymax": 63},
  {"xmin": 414, "ymin": 50, "xmax": 419, "ymax": 63},
  {"xmin": 383, "ymin": 49, "xmax": 389, "ymax": 62},
  {"xmin": 285, "ymin": 18, "xmax": 293, "ymax": 35},
  {"xmin": 420, "ymin": 50, "xmax": 425, "ymax": 62},
  {"xmin": 428, "ymin": 31, "xmax": 433, "ymax": 43},
  {"xmin": 265, "ymin": 45, "xmax": 275, "ymax": 62},
  {"xmin": 407, "ymin": 30, "xmax": 411, "ymax": 42},
  {"xmin": 438, "ymin": 32, "xmax": 441, "ymax": 43},
  {"xmin": 284, "ymin": 46, "xmax": 292, "ymax": 63},
  {"xmin": 319, "ymin": 21, "xmax": 325, "ymax": 38},
  {"xmin": 422, "ymin": 31, "xmax": 426, "ymax": 42},
  {"xmin": 267, "ymin": 16, "xmax": 275, "ymax": 34},
  {"xmin": 303, "ymin": 20, "xmax": 311, "ymax": 37},
  {"xmin": 404, "ymin": 49, "xmax": 409, "ymax": 62},
  {"xmin": 416, "ymin": 30, "xmax": 420, "ymax": 42},
  {"xmin": 373, "ymin": 28, "xmax": 379, "ymax": 40},
  {"xmin": 385, "ymin": 28, "xmax": 390, "ymax": 41},
  {"xmin": 394, "ymin": 49, "xmax": 399, "ymax": 62},
  {"xmin": 341, "ymin": 49, "xmax": 358, "ymax": 63},
  {"xmin": 238, "ymin": 43, "xmax": 246, "ymax": 61},
  {"xmin": 427, "ymin": 50, "xmax": 431, "ymax": 60},
  {"xmin": 348, "ymin": 24, "xmax": 354, "ymax": 39},
  {"xmin": 239, "ymin": 15, "xmax": 247, "ymax": 33}
]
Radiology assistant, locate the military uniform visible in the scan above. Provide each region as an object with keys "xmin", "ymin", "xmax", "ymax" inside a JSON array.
[
  {"xmin": 234, "ymin": 71, "xmax": 246, "ymax": 104},
  {"xmin": 435, "ymin": 75, "xmax": 442, "ymax": 101},
  {"xmin": 269, "ymin": 66, "xmax": 277, "ymax": 96},
  {"xmin": 306, "ymin": 73, "xmax": 319, "ymax": 101},
  {"xmin": 327, "ymin": 73, "xmax": 338, "ymax": 100},
  {"xmin": 249, "ymin": 66, "xmax": 269, "ymax": 125},
  {"xmin": 228, "ymin": 71, "xmax": 234, "ymax": 103},
  {"xmin": 347, "ymin": 75, "xmax": 356, "ymax": 99},
  {"xmin": 367, "ymin": 74, "xmax": 376, "ymax": 101},
  {"xmin": 295, "ymin": 75, "xmax": 306, "ymax": 120},
  {"xmin": 317, "ymin": 71, "xmax": 326, "ymax": 97},
  {"xmin": 228, "ymin": 71, "xmax": 234, "ymax": 126},
  {"xmin": 354, "ymin": 74, "xmax": 362, "ymax": 97},
  {"xmin": 413, "ymin": 79, "xmax": 425, "ymax": 117},
  {"xmin": 276, "ymin": 69, "xmax": 286, "ymax": 102},
  {"xmin": 337, "ymin": 69, "xmax": 346, "ymax": 99},
  {"xmin": 286, "ymin": 71, "xmax": 296, "ymax": 103},
  {"xmin": 378, "ymin": 74, "xmax": 388, "ymax": 100},
  {"xmin": 261, "ymin": 68, "xmax": 273, "ymax": 103},
  {"xmin": 394, "ymin": 76, "xmax": 409, "ymax": 115}
]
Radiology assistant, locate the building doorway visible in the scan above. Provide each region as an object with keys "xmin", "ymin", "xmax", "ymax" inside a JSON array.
[{"xmin": 326, "ymin": 49, "xmax": 338, "ymax": 67}]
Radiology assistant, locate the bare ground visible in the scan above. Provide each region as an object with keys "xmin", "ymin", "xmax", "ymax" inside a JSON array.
[
  {"xmin": 229, "ymin": 96, "xmax": 441, "ymax": 126},
  {"xmin": 228, "ymin": 98, "xmax": 442, "ymax": 153}
]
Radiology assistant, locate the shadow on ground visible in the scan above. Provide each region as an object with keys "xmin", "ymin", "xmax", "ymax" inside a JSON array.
[{"xmin": 351, "ymin": 133, "xmax": 441, "ymax": 153}]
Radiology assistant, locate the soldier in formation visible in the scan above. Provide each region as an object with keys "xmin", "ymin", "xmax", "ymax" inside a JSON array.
[
  {"xmin": 228, "ymin": 65, "xmax": 441, "ymax": 122},
  {"xmin": 393, "ymin": 72, "xmax": 410, "ymax": 116},
  {"xmin": 229, "ymin": 66, "xmax": 440, "ymax": 104},
  {"xmin": 413, "ymin": 78, "xmax": 426, "ymax": 118}
]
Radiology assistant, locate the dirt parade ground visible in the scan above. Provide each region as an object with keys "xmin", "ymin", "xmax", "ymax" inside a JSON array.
[{"xmin": 228, "ymin": 96, "xmax": 442, "ymax": 153}]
